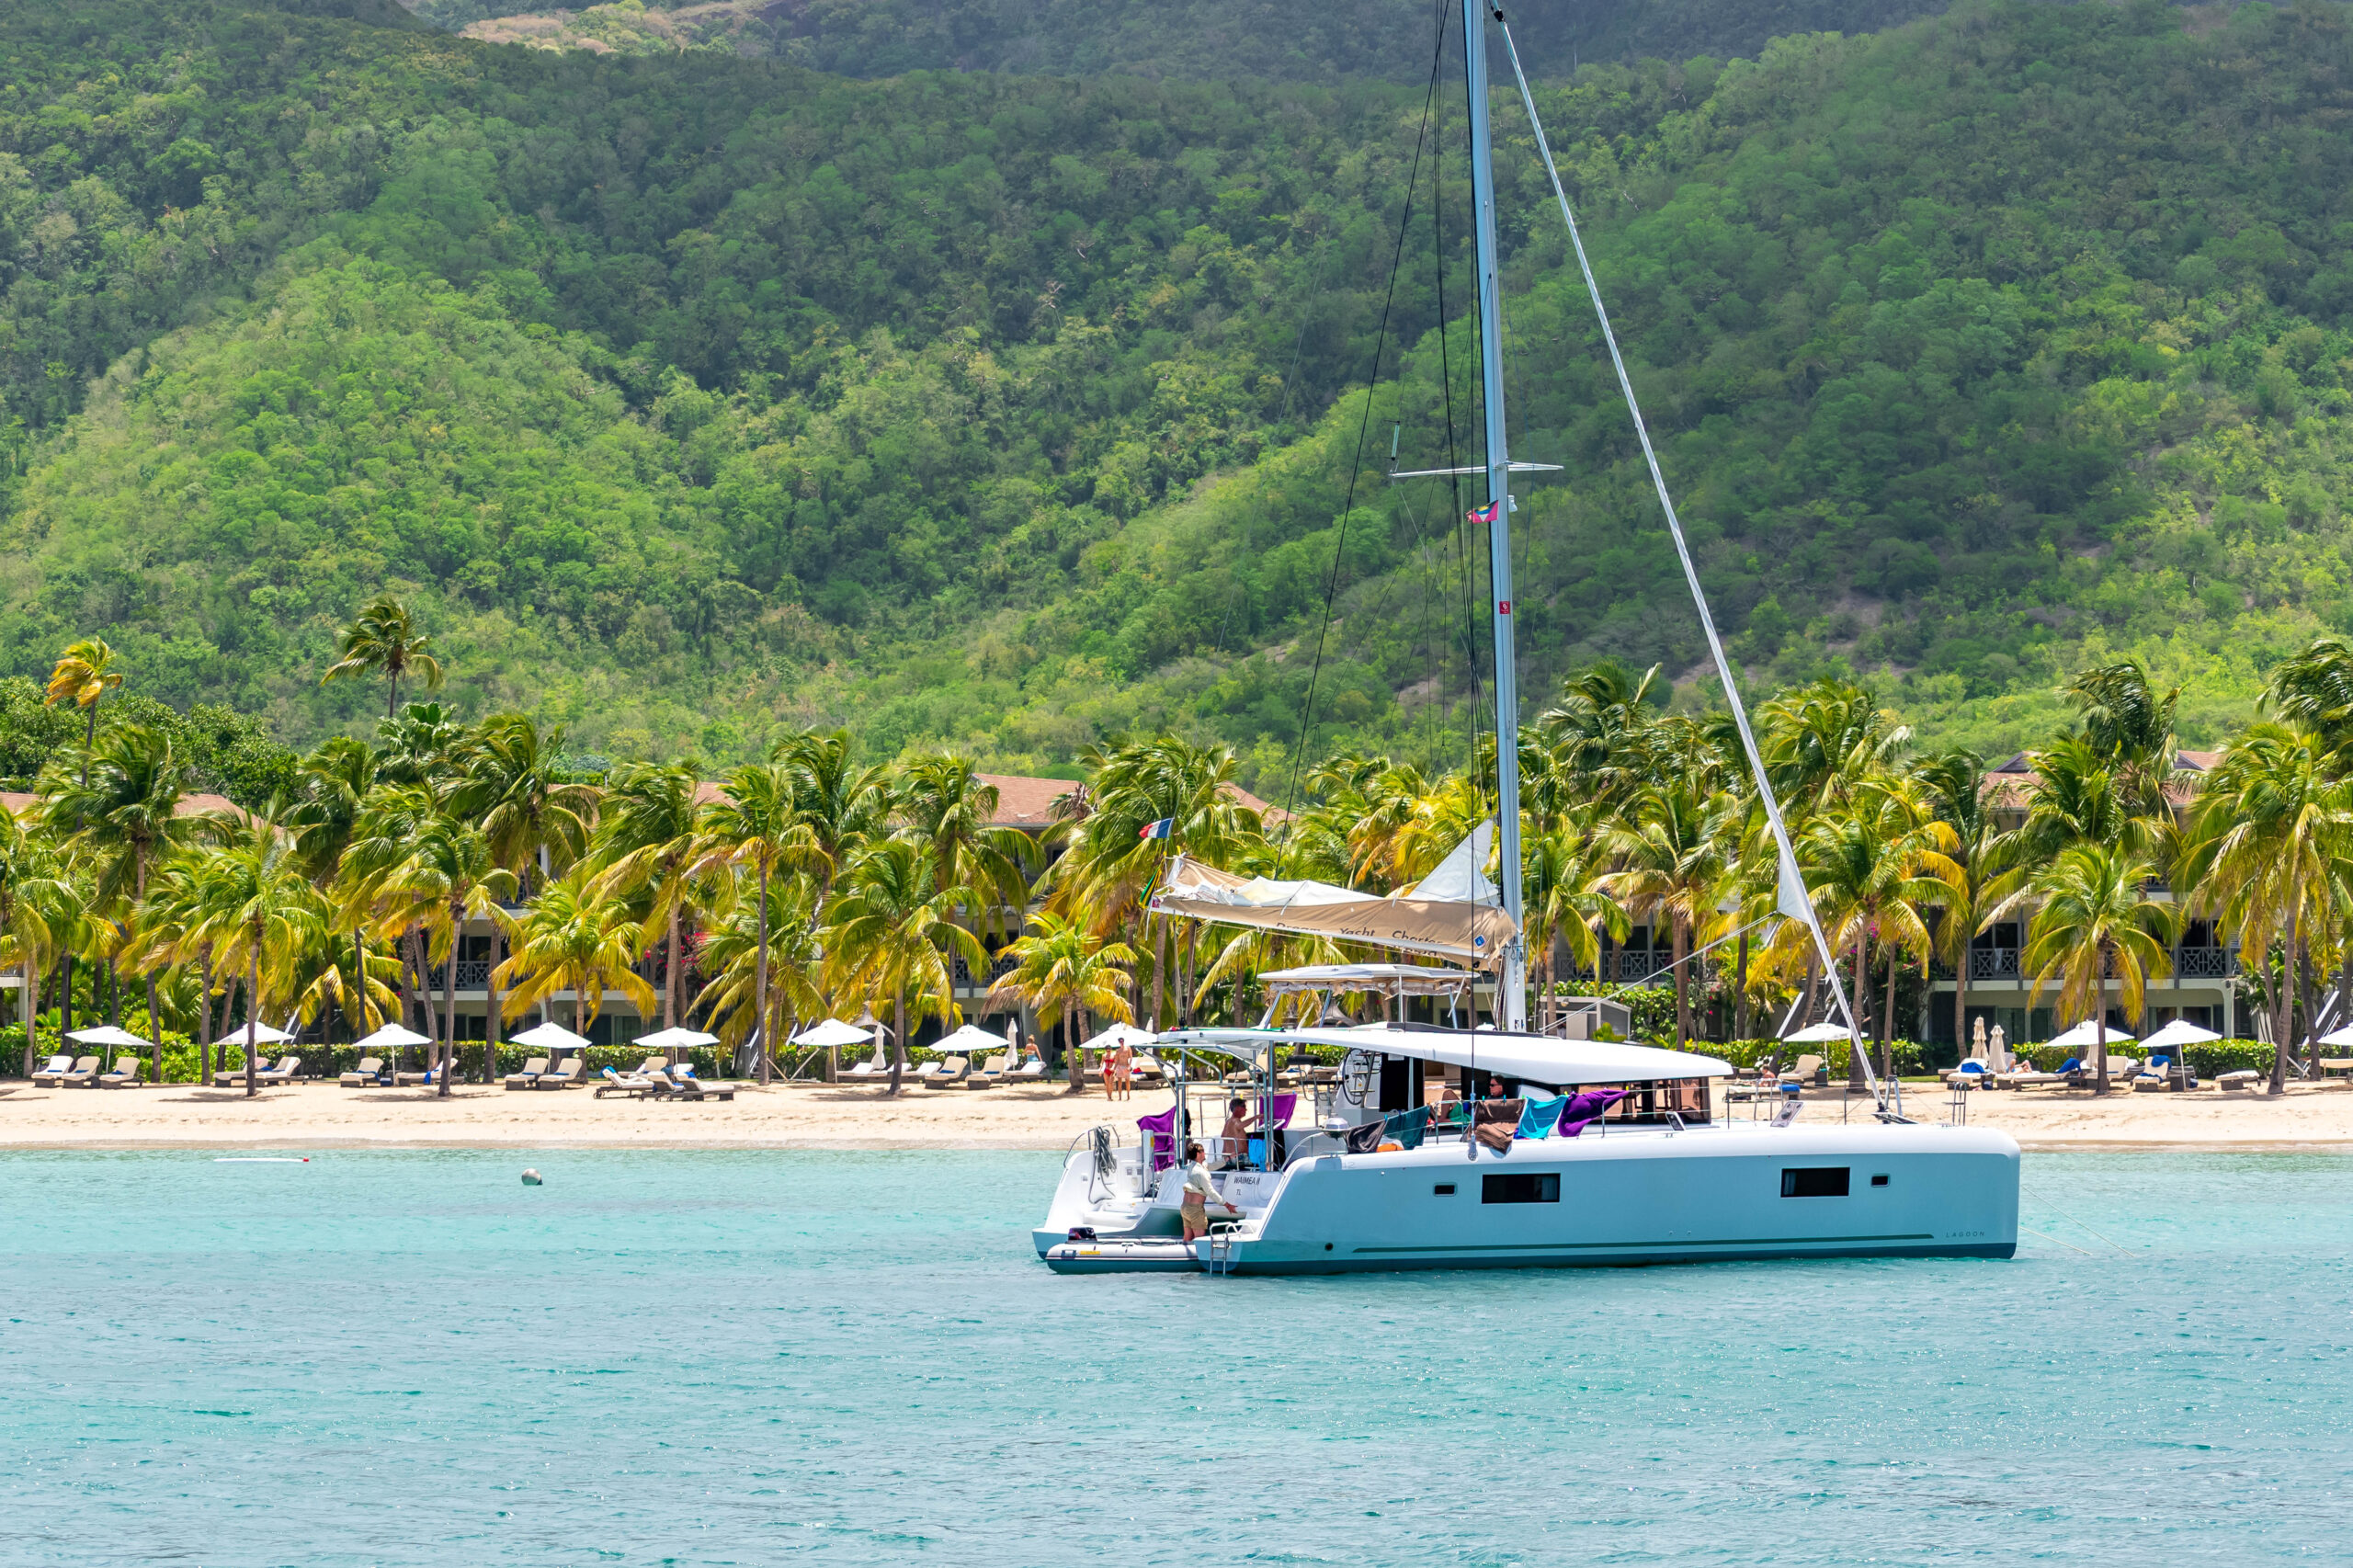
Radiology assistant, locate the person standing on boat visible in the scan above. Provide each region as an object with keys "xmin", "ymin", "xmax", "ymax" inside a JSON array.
[
  {"xmin": 1180, "ymin": 1142, "xmax": 1220, "ymax": 1241},
  {"xmin": 1217, "ymin": 1096, "xmax": 1256, "ymax": 1169}
]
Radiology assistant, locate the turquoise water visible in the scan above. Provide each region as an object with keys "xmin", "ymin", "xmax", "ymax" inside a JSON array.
[{"xmin": 2, "ymin": 1151, "xmax": 2348, "ymax": 1565}]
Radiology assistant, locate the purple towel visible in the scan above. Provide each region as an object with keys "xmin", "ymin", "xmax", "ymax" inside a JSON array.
[
  {"xmin": 1138, "ymin": 1107, "xmax": 1178, "ymax": 1173},
  {"xmin": 1268, "ymin": 1093, "xmax": 1297, "ymax": 1127},
  {"xmin": 1556, "ymin": 1088, "xmax": 1626, "ymax": 1138}
]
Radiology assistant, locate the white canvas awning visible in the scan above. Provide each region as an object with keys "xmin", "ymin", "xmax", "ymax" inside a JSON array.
[{"xmin": 1161, "ymin": 1024, "xmax": 1731, "ymax": 1085}]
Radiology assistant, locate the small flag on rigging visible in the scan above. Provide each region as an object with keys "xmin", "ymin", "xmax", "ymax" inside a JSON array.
[
  {"xmin": 1465, "ymin": 500, "xmax": 1501, "ymax": 525},
  {"xmin": 1138, "ymin": 817, "xmax": 1175, "ymax": 840}
]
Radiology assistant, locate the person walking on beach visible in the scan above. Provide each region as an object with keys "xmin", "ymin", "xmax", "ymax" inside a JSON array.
[{"xmin": 1180, "ymin": 1142, "xmax": 1220, "ymax": 1241}]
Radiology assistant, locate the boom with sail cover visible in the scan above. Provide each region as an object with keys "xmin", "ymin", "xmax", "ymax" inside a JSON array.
[{"xmin": 1150, "ymin": 823, "xmax": 1517, "ymax": 967}]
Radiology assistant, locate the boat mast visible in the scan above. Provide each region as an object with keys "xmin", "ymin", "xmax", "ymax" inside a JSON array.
[{"xmin": 1463, "ymin": 0, "xmax": 1527, "ymax": 1031}]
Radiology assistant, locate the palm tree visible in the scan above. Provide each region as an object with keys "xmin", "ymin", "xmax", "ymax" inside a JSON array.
[
  {"xmin": 375, "ymin": 701, "xmax": 465, "ymax": 787},
  {"xmin": 590, "ymin": 762, "xmax": 706, "ymax": 1032},
  {"xmin": 1915, "ymin": 749, "xmax": 2000, "ymax": 1055},
  {"xmin": 1522, "ymin": 813, "xmax": 1626, "ymax": 1032},
  {"xmin": 2017, "ymin": 844, "xmax": 2178, "ymax": 1095},
  {"xmin": 40, "ymin": 724, "xmax": 209, "ymax": 1085},
  {"xmin": 2183, "ymin": 722, "xmax": 2353, "ymax": 1092},
  {"xmin": 1793, "ymin": 788, "xmax": 1965, "ymax": 1084},
  {"xmin": 323, "ymin": 595, "xmax": 445, "ymax": 717},
  {"xmin": 182, "ymin": 818, "xmax": 331, "ymax": 1097},
  {"xmin": 381, "ymin": 815, "xmax": 517, "ymax": 1095},
  {"xmin": 894, "ymin": 753, "xmax": 1035, "ymax": 942},
  {"xmin": 1758, "ymin": 678, "xmax": 1909, "ymax": 818},
  {"xmin": 494, "ymin": 869, "xmax": 655, "ymax": 1041},
  {"xmin": 0, "ymin": 806, "xmax": 72, "ymax": 1074},
  {"xmin": 823, "ymin": 838, "xmax": 988, "ymax": 1095},
  {"xmin": 987, "ymin": 912, "xmax": 1138, "ymax": 1091},
  {"xmin": 2066, "ymin": 660, "xmax": 2182, "ymax": 820},
  {"xmin": 692, "ymin": 762, "xmax": 817, "ymax": 1084},
  {"xmin": 693, "ymin": 872, "xmax": 826, "ymax": 1067},
  {"xmin": 2262, "ymin": 636, "xmax": 2353, "ymax": 754},
  {"xmin": 44, "ymin": 637, "xmax": 124, "ymax": 779},
  {"xmin": 774, "ymin": 727, "xmax": 890, "ymax": 894},
  {"xmin": 448, "ymin": 713, "xmax": 599, "ymax": 898},
  {"xmin": 1600, "ymin": 779, "xmax": 1738, "ymax": 1048}
]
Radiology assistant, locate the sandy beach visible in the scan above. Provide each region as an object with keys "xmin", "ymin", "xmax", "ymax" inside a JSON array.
[{"xmin": 1, "ymin": 1077, "xmax": 2350, "ymax": 1152}]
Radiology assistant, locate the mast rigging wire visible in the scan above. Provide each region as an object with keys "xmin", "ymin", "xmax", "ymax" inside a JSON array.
[{"xmin": 1491, "ymin": 9, "xmax": 1891, "ymax": 1110}]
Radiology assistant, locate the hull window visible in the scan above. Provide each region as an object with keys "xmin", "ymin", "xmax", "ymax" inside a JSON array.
[
  {"xmin": 1781, "ymin": 1166, "xmax": 1851, "ymax": 1198},
  {"xmin": 1482, "ymin": 1173, "xmax": 1560, "ymax": 1204},
  {"xmin": 1433, "ymin": 1183, "xmax": 1457, "ymax": 1196}
]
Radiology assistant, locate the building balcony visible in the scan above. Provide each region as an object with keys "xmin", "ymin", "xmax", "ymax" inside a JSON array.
[{"xmin": 1931, "ymin": 946, "xmax": 2236, "ymax": 984}]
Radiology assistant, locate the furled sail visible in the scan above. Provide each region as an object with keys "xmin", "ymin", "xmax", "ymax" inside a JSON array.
[{"xmin": 1148, "ymin": 823, "xmax": 1518, "ymax": 967}]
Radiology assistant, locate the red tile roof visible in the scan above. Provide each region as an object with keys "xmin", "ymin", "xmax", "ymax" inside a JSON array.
[{"xmin": 688, "ymin": 773, "xmax": 1281, "ymax": 830}]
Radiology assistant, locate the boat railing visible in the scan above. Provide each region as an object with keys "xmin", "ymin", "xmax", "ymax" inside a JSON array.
[{"xmin": 1065, "ymin": 1123, "xmax": 1131, "ymax": 1203}]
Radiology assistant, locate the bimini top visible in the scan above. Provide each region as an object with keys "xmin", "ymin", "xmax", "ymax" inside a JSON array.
[{"xmin": 1160, "ymin": 1022, "xmax": 1733, "ymax": 1086}]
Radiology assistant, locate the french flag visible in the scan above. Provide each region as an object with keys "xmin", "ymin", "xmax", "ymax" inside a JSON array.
[
  {"xmin": 1138, "ymin": 817, "xmax": 1175, "ymax": 841},
  {"xmin": 1465, "ymin": 500, "xmax": 1501, "ymax": 526}
]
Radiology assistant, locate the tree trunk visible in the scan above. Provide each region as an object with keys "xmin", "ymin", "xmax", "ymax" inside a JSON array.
[
  {"xmin": 244, "ymin": 940, "xmax": 260, "ymax": 1098},
  {"xmin": 755, "ymin": 858, "xmax": 772, "ymax": 1085},
  {"xmin": 2270, "ymin": 924, "xmax": 2296, "ymax": 1095},
  {"xmin": 1881, "ymin": 939, "xmax": 1900, "ymax": 1083},
  {"xmin": 20, "ymin": 954, "xmax": 39, "ymax": 1076},
  {"xmin": 486, "ymin": 923, "xmax": 504, "ymax": 1083},
  {"xmin": 59, "ymin": 951, "xmax": 72, "ymax": 1044},
  {"xmin": 1954, "ymin": 919, "xmax": 1972, "ymax": 1070},
  {"xmin": 198, "ymin": 948, "xmax": 213, "ymax": 1085},
  {"xmin": 1671, "ymin": 916, "xmax": 1691, "ymax": 1048},
  {"xmin": 439, "ymin": 915, "xmax": 458, "ymax": 1097},
  {"xmin": 665, "ymin": 904, "xmax": 679, "ymax": 1029},
  {"xmin": 107, "ymin": 954, "xmax": 120, "ymax": 1029},
  {"xmin": 1847, "ymin": 933, "xmax": 1869, "ymax": 1091},
  {"xmin": 1065, "ymin": 1008, "xmax": 1085, "ymax": 1094},
  {"xmin": 886, "ymin": 990, "xmax": 906, "ymax": 1096},
  {"xmin": 2093, "ymin": 985, "xmax": 2109, "ymax": 1099},
  {"xmin": 1733, "ymin": 927, "xmax": 1750, "ymax": 1043},
  {"xmin": 1152, "ymin": 915, "xmax": 1167, "ymax": 1032},
  {"xmin": 2298, "ymin": 936, "xmax": 2320, "ymax": 1080}
]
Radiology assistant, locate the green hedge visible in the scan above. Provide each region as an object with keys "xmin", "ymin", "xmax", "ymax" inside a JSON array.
[{"xmin": 1677, "ymin": 1038, "xmax": 1954, "ymax": 1076}]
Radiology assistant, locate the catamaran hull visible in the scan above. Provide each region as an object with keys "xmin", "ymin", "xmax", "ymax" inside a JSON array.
[{"xmin": 1036, "ymin": 1123, "xmax": 2020, "ymax": 1275}]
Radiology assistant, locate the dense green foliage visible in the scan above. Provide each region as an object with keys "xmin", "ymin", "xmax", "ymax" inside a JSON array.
[
  {"xmin": 13, "ymin": 0, "xmax": 2353, "ymax": 789},
  {"xmin": 411, "ymin": 0, "xmax": 1949, "ymax": 83},
  {"xmin": 0, "ymin": 676, "xmax": 295, "ymax": 804}
]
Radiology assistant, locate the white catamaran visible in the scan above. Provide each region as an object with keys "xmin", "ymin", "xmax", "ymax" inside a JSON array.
[{"xmin": 1034, "ymin": 2, "xmax": 2019, "ymax": 1276}]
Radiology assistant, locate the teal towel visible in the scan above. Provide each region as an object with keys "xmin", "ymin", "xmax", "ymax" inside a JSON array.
[
  {"xmin": 1382, "ymin": 1106, "xmax": 1432, "ymax": 1150},
  {"xmin": 1517, "ymin": 1095, "xmax": 1567, "ymax": 1139}
]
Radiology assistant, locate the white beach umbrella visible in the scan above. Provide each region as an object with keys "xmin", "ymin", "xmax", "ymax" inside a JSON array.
[
  {"xmin": 790, "ymin": 1017, "xmax": 873, "ymax": 1048},
  {"xmin": 211, "ymin": 1020, "xmax": 298, "ymax": 1046},
  {"xmin": 934, "ymin": 1022, "xmax": 1009, "ymax": 1056},
  {"xmin": 2044, "ymin": 1018, "xmax": 2134, "ymax": 1051},
  {"xmin": 1779, "ymin": 1021, "xmax": 1853, "ymax": 1043},
  {"xmin": 66, "ymin": 1024, "xmax": 154, "ymax": 1049},
  {"xmin": 634, "ymin": 1025, "xmax": 719, "ymax": 1064},
  {"xmin": 1079, "ymin": 1021, "xmax": 1156, "ymax": 1053},
  {"xmin": 2317, "ymin": 1023, "xmax": 2353, "ymax": 1050},
  {"xmin": 2142, "ymin": 1018, "xmax": 2222, "ymax": 1054},
  {"xmin": 352, "ymin": 1023, "xmax": 432, "ymax": 1051},
  {"xmin": 509, "ymin": 1020, "xmax": 593, "ymax": 1053}
]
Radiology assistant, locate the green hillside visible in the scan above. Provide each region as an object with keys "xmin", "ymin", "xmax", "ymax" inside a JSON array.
[
  {"xmin": 407, "ymin": 0, "xmax": 1950, "ymax": 83},
  {"xmin": 7, "ymin": 0, "xmax": 2353, "ymax": 787}
]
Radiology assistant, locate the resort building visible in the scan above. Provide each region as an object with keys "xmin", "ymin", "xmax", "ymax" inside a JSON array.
[{"xmin": 1923, "ymin": 749, "xmax": 2249, "ymax": 1045}]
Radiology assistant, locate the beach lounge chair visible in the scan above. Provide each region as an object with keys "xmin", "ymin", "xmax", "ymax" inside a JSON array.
[
  {"xmin": 216, "ymin": 1057, "xmax": 272, "ymax": 1087},
  {"xmin": 2218, "ymin": 1069, "xmax": 2261, "ymax": 1091},
  {"xmin": 1776, "ymin": 1054, "xmax": 1824, "ymax": 1086},
  {"xmin": 962, "ymin": 1052, "xmax": 1013, "ymax": 1089},
  {"xmin": 1998, "ymin": 1064, "xmax": 2066, "ymax": 1088},
  {"xmin": 30, "ymin": 1054, "xmax": 83, "ymax": 1087},
  {"xmin": 665, "ymin": 1065, "xmax": 736, "ymax": 1102},
  {"xmin": 339, "ymin": 1057, "xmax": 388, "ymax": 1087},
  {"xmin": 595, "ymin": 1064, "xmax": 658, "ymax": 1098},
  {"xmin": 921, "ymin": 1054, "xmax": 970, "ymax": 1089},
  {"xmin": 1942, "ymin": 1060, "xmax": 1994, "ymax": 1087},
  {"xmin": 2322, "ymin": 1057, "xmax": 2353, "ymax": 1080},
  {"xmin": 502, "ymin": 1056, "xmax": 550, "ymax": 1090},
  {"xmin": 95, "ymin": 1056, "xmax": 142, "ymax": 1087},
  {"xmin": 1005, "ymin": 1055, "xmax": 1048, "ymax": 1084},
  {"xmin": 250, "ymin": 1055, "xmax": 301, "ymax": 1086},
  {"xmin": 842, "ymin": 1043, "xmax": 888, "ymax": 1079},
  {"xmin": 1129, "ymin": 1052, "xmax": 1168, "ymax": 1086},
  {"xmin": 902, "ymin": 1059, "xmax": 943, "ymax": 1085},
  {"xmin": 532, "ymin": 1057, "xmax": 585, "ymax": 1090},
  {"xmin": 392, "ymin": 1061, "xmax": 448, "ymax": 1087}
]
